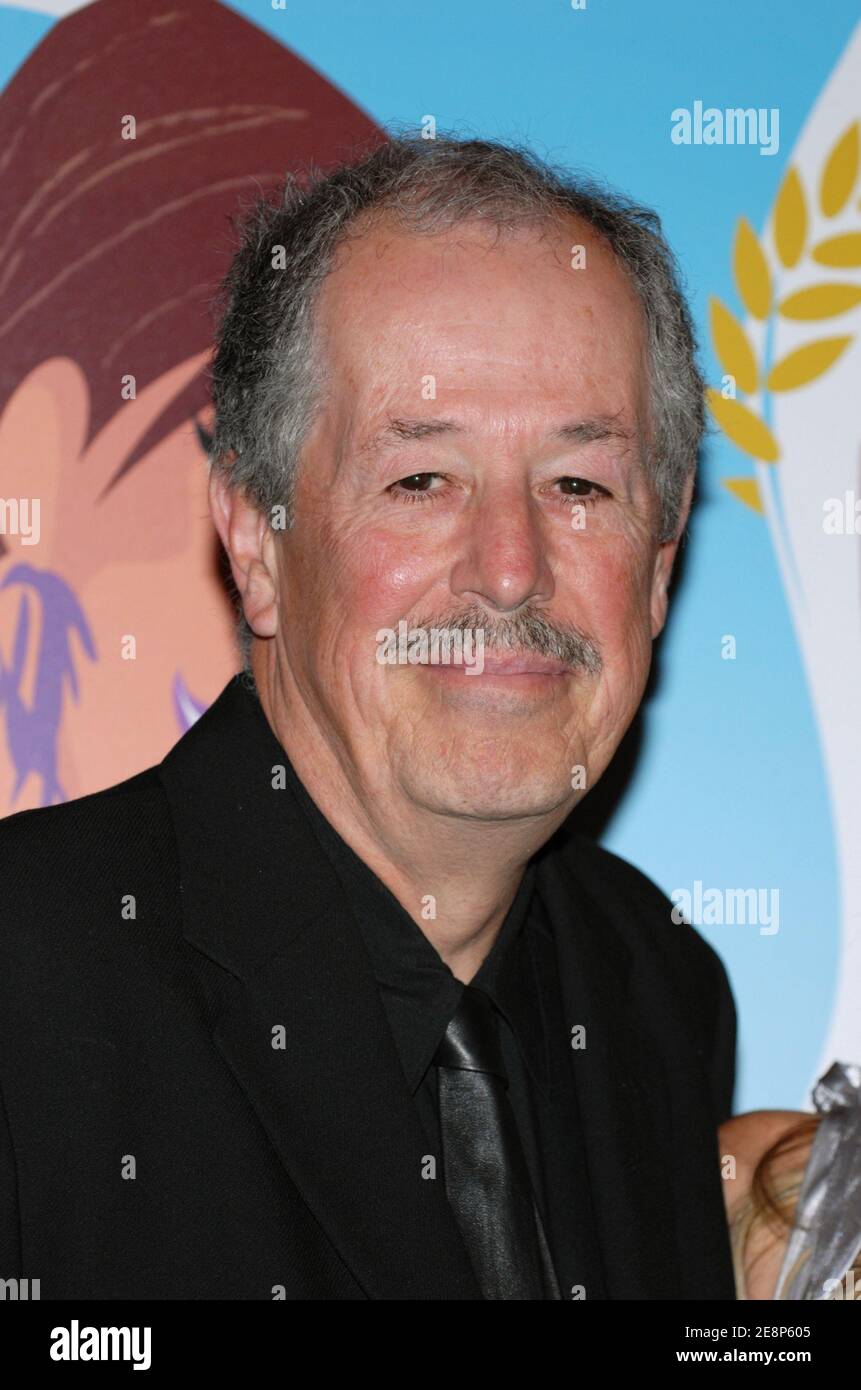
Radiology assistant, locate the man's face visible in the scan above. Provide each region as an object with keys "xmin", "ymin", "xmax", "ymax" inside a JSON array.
[{"xmin": 267, "ymin": 215, "xmax": 680, "ymax": 821}]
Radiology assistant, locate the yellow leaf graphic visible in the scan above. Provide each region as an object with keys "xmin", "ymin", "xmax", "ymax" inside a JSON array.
[
  {"xmin": 779, "ymin": 284, "xmax": 861, "ymax": 320},
  {"xmin": 706, "ymin": 389, "xmax": 779, "ymax": 461},
  {"xmin": 812, "ymin": 233, "xmax": 861, "ymax": 267},
  {"xmin": 733, "ymin": 219, "xmax": 771, "ymax": 318},
  {"xmin": 766, "ymin": 337, "xmax": 852, "ymax": 391},
  {"xmin": 820, "ymin": 121, "xmax": 860, "ymax": 218},
  {"xmin": 709, "ymin": 297, "xmax": 758, "ymax": 392},
  {"xmin": 774, "ymin": 168, "xmax": 807, "ymax": 267},
  {"xmin": 723, "ymin": 478, "xmax": 764, "ymax": 514}
]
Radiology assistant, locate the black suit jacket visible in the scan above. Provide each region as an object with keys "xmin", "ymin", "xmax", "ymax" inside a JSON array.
[{"xmin": 0, "ymin": 675, "xmax": 737, "ymax": 1299}]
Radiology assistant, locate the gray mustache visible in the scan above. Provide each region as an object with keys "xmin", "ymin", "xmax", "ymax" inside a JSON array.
[{"xmin": 407, "ymin": 604, "xmax": 602, "ymax": 675}]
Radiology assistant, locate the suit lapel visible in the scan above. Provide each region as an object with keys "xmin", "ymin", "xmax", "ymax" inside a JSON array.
[
  {"xmin": 159, "ymin": 677, "xmax": 481, "ymax": 1300},
  {"xmin": 538, "ymin": 849, "xmax": 683, "ymax": 1299},
  {"xmin": 208, "ymin": 903, "xmax": 482, "ymax": 1299}
]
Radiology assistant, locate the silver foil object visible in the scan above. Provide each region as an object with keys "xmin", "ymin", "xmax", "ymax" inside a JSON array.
[{"xmin": 773, "ymin": 1060, "xmax": 861, "ymax": 1300}]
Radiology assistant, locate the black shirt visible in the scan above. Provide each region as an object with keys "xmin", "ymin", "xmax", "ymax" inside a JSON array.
[{"xmin": 280, "ymin": 751, "xmax": 606, "ymax": 1300}]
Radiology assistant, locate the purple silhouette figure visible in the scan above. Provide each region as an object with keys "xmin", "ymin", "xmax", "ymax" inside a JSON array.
[
  {"xmin": 172, "ymin": 671, "xmax": 208, "ymax": 734},
  {"xmin": 0, "ymin": 563, "xmax": 97, "ymax": 807}
]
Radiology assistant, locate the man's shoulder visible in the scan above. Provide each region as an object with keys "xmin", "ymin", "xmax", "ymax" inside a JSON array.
[
  {"xmin": 552, "ymin": 827, "xmax": 728, "ymax": 981},
  {"xmin": 0, "ymin": 767, "xmax": 193, "ymax": 1086},
  {"xmin": 0, "ymin": 674, "xmax": 249, "ymax": 883},
  {"xmin": 0, "ymin": 766, "xmax": 176, "ymax": 943},
  {"xmin": 552, "ymin": 828, "xmax": 737, "ymax": 1125},
  {"xmin": 0, "ymin": 764, "xmax": 168, "ymax": 855},
  {"xmin": 558, "ymin": 828, "xmax": 674, "ymax": 914}
]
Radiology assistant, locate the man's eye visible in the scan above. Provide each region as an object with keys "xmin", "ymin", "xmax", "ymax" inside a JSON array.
[
  {"xmin": 388, "ymin": 473, "xmax": 446, "ymax": 501},
  {"xmin": 556, "ymin": 477, "xmax": 611, "ymax": 503},
  {"xmin": 385, "ymin": 473, "xmax": 609, "ymax": 506}
]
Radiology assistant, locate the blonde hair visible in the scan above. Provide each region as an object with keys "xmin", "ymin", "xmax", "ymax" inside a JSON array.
[{"xmin": 730, "ymin": 1114, "xmax": 861, "ymax": 1299}]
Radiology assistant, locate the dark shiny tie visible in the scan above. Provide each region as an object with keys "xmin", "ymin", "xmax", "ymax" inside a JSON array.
[{"xmin": 433, "ymin": 984, "xmax": 562, "ymax": 1299}]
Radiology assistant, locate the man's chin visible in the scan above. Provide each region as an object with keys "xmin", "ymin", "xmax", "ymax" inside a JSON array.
[{"xmin": 394, "ymin": 758, "xmax": 576, "ymax": 824}]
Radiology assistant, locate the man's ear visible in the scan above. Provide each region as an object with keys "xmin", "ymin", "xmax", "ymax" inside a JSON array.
[
  {"xmin": 208, "ymin": 469, "xmax": 279, "ymax": 639},
  {"xmin": 650, "ymin": 469, "xmax": 695, "ymax": 639}
]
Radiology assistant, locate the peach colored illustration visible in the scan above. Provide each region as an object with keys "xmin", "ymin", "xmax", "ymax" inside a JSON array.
[{"xmin": 0, "ymin": 0, "xmax": 382, "ymax": 813}]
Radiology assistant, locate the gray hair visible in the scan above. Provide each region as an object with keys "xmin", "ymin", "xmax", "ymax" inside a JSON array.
[{"xmin": 208, "ymin": 132, "xmax": 705, "ymax": 665}]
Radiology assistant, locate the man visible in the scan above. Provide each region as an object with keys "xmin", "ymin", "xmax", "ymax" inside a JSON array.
[{"xmin": 0, "ymin": 135, "xmax": 737, "ymax": 1300}]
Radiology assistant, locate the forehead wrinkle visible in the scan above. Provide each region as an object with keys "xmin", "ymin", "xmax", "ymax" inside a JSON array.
[{"xmin": 353, "ymin": 410, "xmax": 639, "ymax": 468}]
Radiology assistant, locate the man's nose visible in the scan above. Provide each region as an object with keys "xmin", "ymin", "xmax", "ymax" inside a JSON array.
[{"xmin": 449, "ymin": 483, "xmax": 555, "ymax": 614}]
